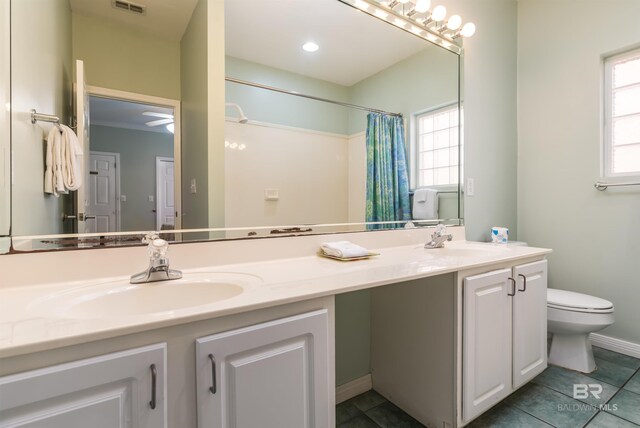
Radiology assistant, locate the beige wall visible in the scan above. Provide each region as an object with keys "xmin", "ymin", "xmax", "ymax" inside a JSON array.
[
  {"xmin": 11, "ymin": 0, "xmax": 73, "ymax": 236},
  {"xmin": 224, "ymin": 121, "xmax": 349, "ymax": 228},
  {"xmin": 0, "ymin": 0, "xmax": 9, "ymax": 237},
  {"xmin": 181, "ymin": 0, "xmax": 210, "ymax": 230},
  {"xmin": 207, "ymin": 0, "xmax": 226, "ymax": 230},
  {"xmin": 517, "ymin": 0, "xmax": 640, "ymax": 344},
  {"xmin": 71, "ymin": 12, "xmax": 180, "ymax": 99}
]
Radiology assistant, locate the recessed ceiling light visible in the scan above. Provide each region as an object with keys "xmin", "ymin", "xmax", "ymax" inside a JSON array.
[{"xmin": 302, "ymin": 42, "xmax": 319, "ymax": 52}]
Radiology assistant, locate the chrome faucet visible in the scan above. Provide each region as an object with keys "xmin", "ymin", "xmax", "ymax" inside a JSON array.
[
  {"xmin": 424, "ymin": 224, "xmax": 453, "ymax": 249},
  {"xmin": 130, "ymin": 232, "xmax": 182, "ymax": 284}
]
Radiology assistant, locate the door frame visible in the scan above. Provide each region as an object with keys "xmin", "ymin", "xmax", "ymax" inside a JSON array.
[
  {"xmin": 155, "ymin": 156, "xmax": 174, "ymax": 230},
  {"xmin": 86, "ymin": 85, "xmax": 182, "ymax": 230},
  {"xmin": 88, "ymin": 151, "xmax": 121, "ymax": 232}
]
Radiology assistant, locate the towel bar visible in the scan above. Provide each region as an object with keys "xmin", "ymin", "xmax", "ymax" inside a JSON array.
[
  {"xmin": 594, "ymin": 181, "xmax": 640, "ymax": 191},
  {"xmin": 31, "ymin": 109, "xmax": 77, "ymax": 131}
]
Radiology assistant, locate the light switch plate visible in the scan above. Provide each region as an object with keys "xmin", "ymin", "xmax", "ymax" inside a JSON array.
[
  {"xmin": 148, "ymin": 195, "xmax": 154, "ymax": 202},
  {"xmin": 190, "ymin": 178, "xmax": 197, "ymax": 194},
  {"xmin": 264, "ymin": 189, "xmax": 279, "ymax": 201},
  {"xmin": 466, "ymin": 178, "xmax": 475, "ymax": 196},
  {"xmin": 121, "ymin": 195, "xmax": 126, "ymax": 202}
]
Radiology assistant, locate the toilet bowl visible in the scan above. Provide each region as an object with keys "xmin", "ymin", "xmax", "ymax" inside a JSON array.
[{"xmin": 547, "ymin": 288, "xmax": 614, "ymax": 373}]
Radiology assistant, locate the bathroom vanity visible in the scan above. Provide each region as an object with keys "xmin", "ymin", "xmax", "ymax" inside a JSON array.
[{"xmin": 0, "ymin": 228, "xmax": 551, "ymax": 427}]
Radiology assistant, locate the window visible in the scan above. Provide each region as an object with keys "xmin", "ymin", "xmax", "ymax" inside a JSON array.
[
  {"xmin": 413, "ymin": 104, "xmax": 462, "ymax": 187},
  {"xmin": 603, "ymin": 48, "xmax": 640, "ymax": 177}
]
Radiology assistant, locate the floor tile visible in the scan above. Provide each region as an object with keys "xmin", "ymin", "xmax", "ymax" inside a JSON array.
[
  {"xmin": 592, "ymin": 347, "xmax": 640, "ymax": 371},
  {"xmin": 337, "ymin": 400, "xmax": 364, "ymax": 425},
  {"xmin": 337, "ymin": 413, "xmax": 380, "ymax": 428},
  {"xmin": 586, "ymin": 411, "xmax": 640, "ymax": 428},
  {"xmin": 606, "ymin": 389, "xmax": 640, "ymax": 425},
  {"xmin": 532, "ymin": 366, "xmax": 618, "ymax": 406},
  {"xmin": 467, "ymin": 403, "xmax": 553, "ymax": 428},
  {"xmin": 623, "ymin": 370, "xmax": 640, "ymax": 395},
  {"xmin": 350, "ymin": 390, "xmax": 387, "ymax": 412},
  {"xmin": 506, "ymin": 383, "xmax": 597, "ymax": 428},
  {"xmin": 589, "ymin": 358, "xmax": 637, "ymax": 387},
  {"xmin": 365, "ymin": 401, "xmax": 425, "ymax": 428}
]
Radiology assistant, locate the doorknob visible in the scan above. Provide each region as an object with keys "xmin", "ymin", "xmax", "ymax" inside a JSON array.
[{"xmin": 152, "ymin": 209, "xmax": 157, "ymax": 213}]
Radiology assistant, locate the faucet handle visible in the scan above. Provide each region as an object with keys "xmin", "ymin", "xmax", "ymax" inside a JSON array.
[
  {"xmin": 142, "ymin": 231, "xmax": 159, "ymax": 244},
  {"xmin": 432, "ymin": 224, "xmax": 447, "ymax": 238}
]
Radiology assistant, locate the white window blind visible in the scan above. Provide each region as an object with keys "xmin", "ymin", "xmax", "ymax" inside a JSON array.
[
  {"xmin": 603, "ymin": 48, "xmax": 640, "ymax": 177},
  {"xmin": 414, "ymin": 104, "xmax": 462, "ymax": 187}
]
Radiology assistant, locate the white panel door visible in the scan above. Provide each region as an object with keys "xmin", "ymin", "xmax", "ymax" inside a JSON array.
[
  {"xmin": 0, "ymin": 344, "xmax": 166, "ymax": 428},
  {"xmin": 513, "ymin": 260, "xmax": 548, "ymax": 388},
  {"xmin": 463, "ymin": 269, "xmax": 512, "ymax": 422},
  {"xmin": 156, "ymin": 157, "xmax": 175, "ymax": 229},
  {"xmin": 74, "ymin": 59, "xmax": 90, "ymax": 233},
  {"xmin": 87, "ymin": 152, "xmax": 117, "ymax": 233},
  {"xmin": 196, "ymin": 310, "xmax": 331, "ymax": 428}
]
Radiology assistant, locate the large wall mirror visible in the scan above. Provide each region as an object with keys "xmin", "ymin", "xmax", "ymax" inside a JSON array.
[{"xmin": 5, "ymin": 0, "xmax": 463, "ymax": 252}]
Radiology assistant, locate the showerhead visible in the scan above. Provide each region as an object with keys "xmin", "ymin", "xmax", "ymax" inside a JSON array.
[{"xmin": 225, "ymin": 102, "xmax": 249, "ymax": 124}]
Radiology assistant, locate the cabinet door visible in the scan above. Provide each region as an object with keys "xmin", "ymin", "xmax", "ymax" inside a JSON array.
[
  {"xmin": 196, "ymin": 310, "xmax": 331, "ymax": 428},
  {"xmin": 463, "ymin": 269, "xmax": 512, "ymax": 422},
  {"xmin": 513, "ymin": 260, "xmax": 548, "ymax": 388},
  {"xmin": 0, "ymin": 343, "xmax": 166, "ymax": 428}
]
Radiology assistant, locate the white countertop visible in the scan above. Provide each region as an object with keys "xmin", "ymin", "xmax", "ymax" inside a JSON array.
[{"xmin": 0, "ymin": 238, "xmax": 551, "ymax": 358}]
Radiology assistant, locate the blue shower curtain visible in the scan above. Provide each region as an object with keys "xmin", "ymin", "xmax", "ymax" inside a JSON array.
[{"xmin": 365, "ymin": 113, "xmax": 411, "ymax": 228}]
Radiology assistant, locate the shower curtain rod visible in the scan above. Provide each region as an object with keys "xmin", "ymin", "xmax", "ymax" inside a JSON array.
[{"xmin": 226, "ymin": 77, "xmax": 403, "ymax": 117}]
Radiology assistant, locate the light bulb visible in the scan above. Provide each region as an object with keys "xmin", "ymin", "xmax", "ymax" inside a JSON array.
[
  {"xmin": 431, "ymin": 5, "xmax": 446, "ymax": 21},
  {"xmin": 415, "ymin": 0, "xmax": 430, "ymax": 13},
  {"xmin": 460, "ymin": 22, "xmax": 476, "ymax": 37},
  {"xmin": 446, "ymin": 14, "xmax": 461, "ymax": 30},
  {"xmin": 355, "ymin": 0, "xmax": 369, "ymax": 10},
  {"xmin": 302, "ymin": 42, "xmax": 319, "ymax": 52},
  {"xmin": 374, "ymin": 8, "xmax": 389, "ymax": 19}
]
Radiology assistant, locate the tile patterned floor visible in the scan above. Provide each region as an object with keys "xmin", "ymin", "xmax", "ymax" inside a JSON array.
[{"xmin": 336, "ymin": 347, "xmax": 640, "ymax": 427}]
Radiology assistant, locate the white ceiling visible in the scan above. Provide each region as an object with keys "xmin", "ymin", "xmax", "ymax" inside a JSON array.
[
  {"xmin": 225, "ymin": 0, "xmax": 430, "ymax": 87},
  {"xmin": 70, "ymin": 0, "xmax": 199, "ymax": 41},
  {"xmin": 90, "ymin": 97, "xmax": 174, "ymax": 134}
]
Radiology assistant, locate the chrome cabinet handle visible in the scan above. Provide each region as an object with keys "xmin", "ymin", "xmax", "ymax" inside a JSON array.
[
  {"xmin": 508, "ymin": 277, "xmax": 516, "ymax": 296},
  {"xmin": 518, "ymin": 274, "xmax": 527, "ymax": 292},
  {"xmin": 150, "ymin": 364, "xmax": 157, "ymax": 410},
  {"xmin": 208, "ymin": 354, "xmax": 217, "ymax": 394}
]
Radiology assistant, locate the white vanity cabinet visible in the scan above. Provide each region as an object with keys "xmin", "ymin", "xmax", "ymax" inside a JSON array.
[
  {"xmin": 0, "ymin": 343, "xmax": 166, "ymax": 428},
  {"xmin": 195, "ymin": 309, "xmax": 332, "ymax": 428},
  {"xmin": 462, "ymin": 260, "xmax": 548, "ymax": 422}
]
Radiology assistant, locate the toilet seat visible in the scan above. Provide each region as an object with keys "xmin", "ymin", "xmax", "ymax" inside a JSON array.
[{"xmin": 547, "ymin": 289, "xmax": 614, "ymax": 314}]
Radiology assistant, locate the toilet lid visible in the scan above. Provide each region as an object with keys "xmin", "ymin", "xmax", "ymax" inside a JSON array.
[{"xmin": 547, "ymin": 289, "xmax": 613, "ymax": 311}]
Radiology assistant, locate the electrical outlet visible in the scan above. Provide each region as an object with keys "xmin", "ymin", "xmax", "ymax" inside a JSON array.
[
  {"xmin": 121, "ymin": 195, "xmax": 127, "ymax": 202},
  {"xmin": 148, "ymin": 195, "xmax": 154, "ymax": 202},
  {"xmin": 190, "ymin": 179, "xmax": 197, "ymax": 194},
  {"xmin": 466, "ymin": 178, "xmax": 475, "ymax": 196}
]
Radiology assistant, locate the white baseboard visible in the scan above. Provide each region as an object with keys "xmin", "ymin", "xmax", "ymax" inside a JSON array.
[
  {"xmin": 336, "ymin": 374, "xmax": 372, "ymax": 404},
  {"xmin": 590, "ymin": 333, "xmax": 640, "ymax": 359}
]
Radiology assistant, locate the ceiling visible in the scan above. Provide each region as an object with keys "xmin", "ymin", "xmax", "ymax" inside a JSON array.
[
  {"xmin": 225, "ymin": 0, "xmax": 432, "ymax": 87},
  {"xmin": 70, "ymin": 0, "xmax": 199, "ymax": 41},
  {"xmin": 90, "ymin": 97, "xmax": 174, "ymax": 134}
]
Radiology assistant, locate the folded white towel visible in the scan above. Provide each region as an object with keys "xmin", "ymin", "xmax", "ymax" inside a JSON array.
[
  {"xmin": 321, "ymin": 241, "xmax": 370, "ymax": 258},
  {"xmin": 412, "ymin": 188, "xmax": 438, "ymax": 220},
  {"xmin": 60, "ymin": 125, "xmax": 83, "ymax": 191}
]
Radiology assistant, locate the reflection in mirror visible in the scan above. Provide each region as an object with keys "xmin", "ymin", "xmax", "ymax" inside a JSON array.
[
  {"xmin": 1, "ymin": 0, "xmax": 9, "ymax": 240},
  {"xmin": 9, "ymin": 0, "xmax": 462, "ymax": 251}
]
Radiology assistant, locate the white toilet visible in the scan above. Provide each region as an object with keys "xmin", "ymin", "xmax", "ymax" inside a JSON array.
[{"xmin": 547, "ymin": 289, "xmax": 614, "ymax": 373}]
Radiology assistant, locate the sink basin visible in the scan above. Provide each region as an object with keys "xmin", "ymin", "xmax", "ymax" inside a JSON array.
[{"xmin": 28, "ymin": 272, "xmax": 262, "ymax": 319}]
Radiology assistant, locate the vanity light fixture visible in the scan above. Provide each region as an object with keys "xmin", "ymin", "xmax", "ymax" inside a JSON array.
[
  {"xmin": 302, "ymin": 42, "xmax": 319, "ymax": 52},
  {"xmin": 340, "ymin": 0, "xmax": 475, "ymax": 54}
]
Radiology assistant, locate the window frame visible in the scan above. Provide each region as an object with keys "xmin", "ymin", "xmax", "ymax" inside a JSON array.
[
  {"xmin": 602, "ymin": 47, "xmax": 640, "ymax": 179},
  {"xmin": 410, "ymin": 102, "xmax": 462, "ymax": 191}
]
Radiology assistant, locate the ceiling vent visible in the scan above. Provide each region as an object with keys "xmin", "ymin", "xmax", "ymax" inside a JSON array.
[{"xmin": 112, "ymin": 0, "xmax": 146, "ymax": 15}]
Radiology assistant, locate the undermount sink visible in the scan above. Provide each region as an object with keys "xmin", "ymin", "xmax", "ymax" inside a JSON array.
[{"xmin": 28, "ymin": 272, "xmax": 262, "ymax": 319}]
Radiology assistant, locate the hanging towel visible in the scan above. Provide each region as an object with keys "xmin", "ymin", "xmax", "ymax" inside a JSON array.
[
  {"xmin": 412, "ymin": 188, "xmax": 438, "ymax": 220},
  {"xmin": 44, "ymin": 124, "xmax": 83, "ymax": 196},
  {"xmin": 60, "ymin": 124, "xmax": 83, "ymax": 191}
]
